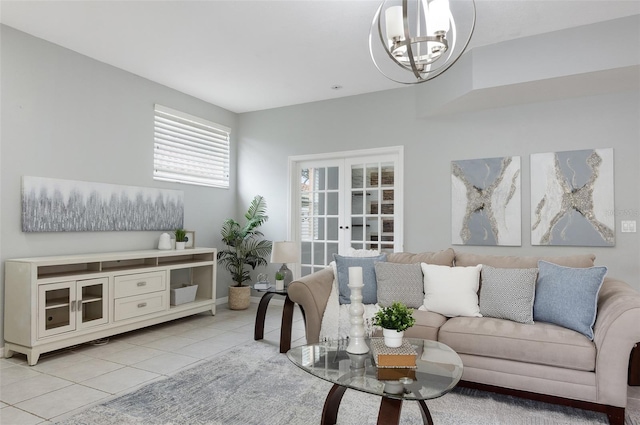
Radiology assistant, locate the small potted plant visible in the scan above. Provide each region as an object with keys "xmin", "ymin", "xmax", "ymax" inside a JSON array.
[
  {"xmin": 373, "ymin": 301, "xmax": 416, "ymax": 348},
  {"xmin": 275, "ymin": 271, "xmax": 285, "ymax": 291},
  {"xmin": 175, "ymin": 228, "xmax": 187, "ymax": 250}
]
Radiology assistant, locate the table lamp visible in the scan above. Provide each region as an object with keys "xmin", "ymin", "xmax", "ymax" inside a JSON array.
[{"xmin": 271, "ymin": 241, "xmax": 299, "ymax": 287}]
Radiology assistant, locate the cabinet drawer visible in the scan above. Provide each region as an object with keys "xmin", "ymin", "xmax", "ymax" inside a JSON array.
[
  {"xmin": 114, "ymin": 272, "xmax": 165, "ymax": 298},
  {"xmin": 114, "ymin": 292, "xmax": 166, "ymax": 321}
]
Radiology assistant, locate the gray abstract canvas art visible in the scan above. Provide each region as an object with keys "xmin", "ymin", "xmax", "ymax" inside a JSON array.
[
  {"xmin": 451, "ymin": 156, "xmax": 521, "ymax": 246},
  {"xmin": 530, "ymin": 148, "xmax": 614, "ymax": 246},
  {"xmin": 22, "ymin": 176, "xmax": 184, "ymax": 232}
]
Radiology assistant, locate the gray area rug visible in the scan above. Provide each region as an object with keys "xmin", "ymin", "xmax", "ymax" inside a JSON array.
[{"xmin": 58, "ymin": 341, "xmax": 639, "ymax": 425}]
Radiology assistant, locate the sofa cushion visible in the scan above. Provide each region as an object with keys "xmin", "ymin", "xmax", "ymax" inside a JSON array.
[
  {"xmin": 533, "ymin": 261, "xmax": 607, "ymax": 340},
  {"xmin": 403, "ymin": 310, "xmax": 447, "ymax": 341},
  {"xmin": 421, "ymin": 263, "xmax": 482, "ymax": 317},
  {"xmin": 375, "ymin": 262, "xmax": 424, "ymax": 308},
  {"xmin": 479, "ymin": 265, "xmax": 538, "ymax": 324},
  {"xmin": 454, "ymin": 252, "xmax": 595, "ymax": 269},
  {"xmin": 387, "ymin": 248, "xmax": 455, "ymax": 266},
  {"xmin": 439, "ymin": 316, "xmax": 596, "ymax": 371},
  {"xmin": 334, "ymin": 253, "xmax": 386, "ymax": 304}
]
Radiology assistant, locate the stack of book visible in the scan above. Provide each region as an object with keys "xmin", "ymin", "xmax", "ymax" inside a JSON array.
[{"xmin": 370, "ymin": 338, "xmax": 417, "ymax": 369}]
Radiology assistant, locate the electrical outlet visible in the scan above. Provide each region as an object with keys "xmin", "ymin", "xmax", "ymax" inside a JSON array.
[{"xmin": 621, "ymin": 220, "xmax": 637, "ymax": 233}]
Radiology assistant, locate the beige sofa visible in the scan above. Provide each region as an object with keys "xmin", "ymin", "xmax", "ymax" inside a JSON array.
[{"xmin": 287, "ymin": 249, "xmax": 640, "ymax": 425}]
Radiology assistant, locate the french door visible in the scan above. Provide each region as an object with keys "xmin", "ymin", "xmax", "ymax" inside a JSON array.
[{"xmin": 290, "ymin": 147, "xmax": 403, "ymax": 277}]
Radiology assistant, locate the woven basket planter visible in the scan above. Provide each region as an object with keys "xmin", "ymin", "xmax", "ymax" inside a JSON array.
[{"xmin": 228, "ymin": 285, "xmax": 251, "ymax": 310}]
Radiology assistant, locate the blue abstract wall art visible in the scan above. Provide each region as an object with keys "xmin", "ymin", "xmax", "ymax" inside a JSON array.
[
  {"xmin": 530, "ymin": 148, "xmax": 614, "ymax": 246},
  {"xmin": 451, "ymin": 156, "xmax": 521, "ymax": 246},
  {"xmin": 22, "ymin": 176, "xmax": 184, "ymax": 232}
]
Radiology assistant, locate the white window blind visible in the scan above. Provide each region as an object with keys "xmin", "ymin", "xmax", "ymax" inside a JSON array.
[{"xmin": 154, "ymin": 104, "xmax": 230, "ymax": 188}]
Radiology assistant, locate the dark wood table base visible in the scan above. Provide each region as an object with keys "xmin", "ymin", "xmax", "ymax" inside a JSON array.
[
  {"xmin": 254, "ymin": 291, "xmax": 303, "ymax": 353},
  {"xmin": 321, "ymin": 383, "xmax": 433, "ymax": 425}
]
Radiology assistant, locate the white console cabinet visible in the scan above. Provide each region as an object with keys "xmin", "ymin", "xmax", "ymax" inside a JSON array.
[{"xmin": 4, "ymin": 248, "xmax": 216, "ymax": 365}]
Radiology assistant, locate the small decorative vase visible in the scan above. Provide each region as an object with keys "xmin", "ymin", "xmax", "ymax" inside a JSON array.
[
  {"xmin": 175, "ymin": 241, "xmax": 186, "ymax": 250},
  {"xmin": 275, "ymin": 279, "xmax": 285, "ymax": 291},
  {"xmin": 383, "ymin": 328, "xmax": 404, "ymax": 348},
  {"xmin": 346, "ymin": 266, "xmax": 369, "ymax": 355}
]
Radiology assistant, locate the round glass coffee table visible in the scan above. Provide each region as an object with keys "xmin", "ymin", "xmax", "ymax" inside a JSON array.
[{"xmin": 287, "ymin": 338, "xmax": 462, "ymax": 425}]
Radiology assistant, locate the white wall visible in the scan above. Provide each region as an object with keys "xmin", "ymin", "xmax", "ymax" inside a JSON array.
[
  {"xmin": 0, "ymin": 26, "xmax": 240, "ymax": 344},
  {"xmin": 237, "ymin": 17, "xmax": 640, "ymax": 288}
]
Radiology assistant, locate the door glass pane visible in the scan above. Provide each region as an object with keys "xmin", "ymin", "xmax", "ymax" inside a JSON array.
[
  {"xmin": 351, "ymin": 217, "xmax": 363, "ymax": 242},
  {"xmin": 44, "ymin": 288, "xmax": 70, "ymax": 331},
  {"xmin": 327, "ymin": 192, "xmax": 339, "ymax": 215},
  {"xmin": 316, "ymin": 168, "xmax": 326, "ymax": 190},
  {"xmin": 327, "ymin": 167, "xmax": 339, "ymax": 190},
  {"xmin": 327, "ymin": 218, "xmax": 339, "ymax": 241},
  {"xmin": 313, "ymin": 242, "xmax": 325, "ymax": 265},
  {"xmin": 368, "ymin": 190, "xmax": 379, "ymax": 214},
  {"xmin": 327, "ymin": 243, "xmax": 339, "ymax": 260},
  {"xmin": 381, "ymin": 163, "xmax": 395, "ymax": 187},
  {"xmin": 301, "ymin": 242, "xmax": 312, "ymax": 263},
  {"xmin": 367, "ymin": 164, "xmax": 380, "ymax": 188},
  {"xmin": 351, "ymin": 166, "xmax": 364, "ymax": 189},
  {"xmin": 313, "ymin": 193, "xmax": 325, "ymax": 215},
  {"xmin": 351, "ymin": 191, "xmax": 364, "ymax": 215},
  {"xmin": 313, "ymin": 217, "xmax": 325, "ymax": 240}
]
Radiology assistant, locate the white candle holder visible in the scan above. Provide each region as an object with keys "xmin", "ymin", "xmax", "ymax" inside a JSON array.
[{"xmin": 346, "ymin": 266, "xmax": 369, "ymax": 354}]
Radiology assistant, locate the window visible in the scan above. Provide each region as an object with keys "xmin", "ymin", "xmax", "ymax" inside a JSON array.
[{"xmin": 154, "ymin": 104, "xmax": 230, "ymax": 188}]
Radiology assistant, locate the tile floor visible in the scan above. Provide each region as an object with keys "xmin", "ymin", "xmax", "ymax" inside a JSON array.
[
  {"xmin": 0, "ymin": 301, "xmax": 307, "ymax": 424},
  {"xmin": 1, "ymin": 302, "xmax": 639, "ymax": 424}
]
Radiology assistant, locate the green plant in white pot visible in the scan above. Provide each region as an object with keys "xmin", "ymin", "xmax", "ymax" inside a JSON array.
[
  {"xmin": 217, "ymin": 195, "xmax": 272, "ymax": 310},
  {"xmin": 373, "ymin": 302, "xmax": 416, "ymax": 348}
]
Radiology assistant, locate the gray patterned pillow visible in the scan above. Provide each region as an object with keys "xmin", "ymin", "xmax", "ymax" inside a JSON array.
[
  {"xmin": 479, "ymin": 265, "xmax": 538, "ymax": 324},
  {"xmin": 375, "ymin": 262, "xmax": 424, "ymax": 308}
]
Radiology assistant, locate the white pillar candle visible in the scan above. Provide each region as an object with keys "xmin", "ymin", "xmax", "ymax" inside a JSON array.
[
  {"xmin": 346, "ymin": 266, "xmax": 369, "ymax": 355},
  {"xmin": 348, "ymin": 266, "xmax": 364, "ymax": 288}
]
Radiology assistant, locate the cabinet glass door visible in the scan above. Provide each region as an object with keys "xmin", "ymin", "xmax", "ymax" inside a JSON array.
[
  {"xmin": 77, "ymin": 278, "xmax": 108, "ymax": 329},
  {"xmin": 38, "ymin": 281, "xmax": 76, "ymax": 338}
]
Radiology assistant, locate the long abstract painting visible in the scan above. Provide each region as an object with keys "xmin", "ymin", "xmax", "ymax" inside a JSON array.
[
  {"xmin": 531, "ymin": 148, "xmax": 614, "ymax": 246},
  {"xmin": 452, "ymin": 156, "xmax": 521, "ymax": 246},
  {"xmin": 22, "ymin": 176, "xmax": 184, "ymax": 232}
]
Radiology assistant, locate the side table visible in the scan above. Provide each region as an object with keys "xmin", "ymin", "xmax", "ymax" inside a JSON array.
[{"xmin": 253, "ymin": 286, "xmax": 304, "ymax": 353}]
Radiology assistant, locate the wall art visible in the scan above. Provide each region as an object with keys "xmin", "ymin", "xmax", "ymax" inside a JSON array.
[
  {"xmin": 451, "ymin": 156, "xmax": 521, "ymax": 246},
  {"xmin": 22, "ymin": 176, "xmax": 184, "ymax": 232},
  {"xmin": 531, "ymin": 148, "xmax": 614, "ymax": 246}
]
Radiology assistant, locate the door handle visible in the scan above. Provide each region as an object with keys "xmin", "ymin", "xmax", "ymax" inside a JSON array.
[
  {"xmin": 137, "ymin": 302, "xmax": 147, "ymax": 308},
  {"xmin": 137, "ymin": 281, "xmax": 147, "ymax": 287}
]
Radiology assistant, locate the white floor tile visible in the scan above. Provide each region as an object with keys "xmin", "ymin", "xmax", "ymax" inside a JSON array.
[
  {"xmin": 0, "ymin": 406, "xmax": 46, "ymax": 425},
  {"xmin": 48, "ymin": 358, "xmax": 123, "ymax": 382},
  {"xmin": 140, "ymin": 335, "xmax": 199, "ymax": 351},
  {"xmin": 81, "ymin": 367, "xmax": 160, "ymax": 394},
  {"xmin": 31, "ymin": 352, "xmax": 93, "ymax": 374},
  {"xmin": 0, "ymin": 366, "xmax": 42, "ymax": 386},
  {"xmin": 71, "ymin": 340, "xmax": 136, "ymax": 359},
  {"xmin": 91, "ymin": 345, "xmax": 165, "ymax": 366},
  {"xmin": 179, "ymin": 325, "xmax": 228, "ymax": 340},
  {"xmin": 15, "ymin": 384, "xmax": 109, "ymax": 420},
  {"xmin": 629, "ymin": 385, "xmax": 640, "ymax": 400},
  {"xmin": 0, "ymin": 374, "xmax": 72, "ymax": 405},
  {"xmin": 115, "ymin": 329, "xmax": 173, "ymax": 345},
  {"xmin": 177, "ymin": 338, "xmax": 235, "ymax": 359},
  {"xmin": 132, "ymin": 352, "xmax": 199, "ymax": 375}
]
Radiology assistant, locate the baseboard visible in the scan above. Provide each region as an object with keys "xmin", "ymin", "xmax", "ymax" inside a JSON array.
[{"xmin": 215, "ymin": 296, "xmax": 285, "ymax": 307}]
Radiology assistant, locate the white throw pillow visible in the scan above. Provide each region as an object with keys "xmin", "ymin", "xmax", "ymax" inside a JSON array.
[{"xmin": 421, "ymin": 263, "xmax": 483, "ymax": 318}]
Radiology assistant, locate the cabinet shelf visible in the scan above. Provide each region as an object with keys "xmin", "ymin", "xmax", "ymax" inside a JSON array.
[
  {"xmin": 45, "ymin": 298, "xmax": 70, "ymax": 309},
  {"xmin": 81, "ymin": 295, "xmax": 103, "ymax": 304}
]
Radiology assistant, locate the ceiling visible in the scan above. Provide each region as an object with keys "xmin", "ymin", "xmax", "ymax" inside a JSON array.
[{"xmin": 2, "ymin": 0, "xmax": 639, "ymax": 113}]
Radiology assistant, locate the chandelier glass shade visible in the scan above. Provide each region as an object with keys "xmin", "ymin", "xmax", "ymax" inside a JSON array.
[{"xmin": 369, "ymin": 0, "xmax": 476, "ymax": 84}]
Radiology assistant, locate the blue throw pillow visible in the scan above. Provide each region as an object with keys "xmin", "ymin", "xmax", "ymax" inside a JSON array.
[
  {"xmin": 334, "ymin": 253, "xmax": 387, "ymax": 304},
  {"xmin": 533, "ymin": 260, "xmax": 607, "ymax": 340}
]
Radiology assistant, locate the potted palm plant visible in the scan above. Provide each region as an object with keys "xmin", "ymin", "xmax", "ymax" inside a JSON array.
[
  {"xmin": 217, "ymin": 195, "xmax": 272, "ymax": 310},
  {"xmin": 373, "ymin": 302, "xmax": 416, "ymax": 348}
]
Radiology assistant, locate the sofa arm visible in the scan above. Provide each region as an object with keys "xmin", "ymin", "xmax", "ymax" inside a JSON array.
[
  {"xmin": 287, "ymin": 268, "xmax": 334, "ymax": 344},
  {"xmin": 593, "ymin": 277, "xmax": 640, "ymax": 406}
]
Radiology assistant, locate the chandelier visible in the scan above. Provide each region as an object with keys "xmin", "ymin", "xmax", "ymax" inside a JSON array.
[{"xmin": 369, "ymin": 0, "xmax": 476, "ymax": 84}]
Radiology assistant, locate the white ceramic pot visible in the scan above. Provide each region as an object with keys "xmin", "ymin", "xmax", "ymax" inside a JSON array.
[
  {"xmin": 175, "ymin": 241, "xmax": 186, "ymax": 250},
  {"xmin": 383, "ymin": 328, "xmax": 404, "ymax": 348},
  {"xmin": 275, "ymin": 279, "xmax": 285, "ymax": 291}
]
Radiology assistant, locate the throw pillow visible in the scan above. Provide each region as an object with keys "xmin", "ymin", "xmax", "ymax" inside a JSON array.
[
  {"xmin": 533, "ymin": 260, "xmax": 607, "ymax": 340},
  {"xmin": 375, "ymin": 262, "xmax": 424, "ymax": 308},
  {"xmin": 479, "ymin": 265, "xmax": 538, "ymax": 324},
  {"xmin": 334, "ymin": 253, "xmax": 387, "ymax": 304},
  {"xmin": 421, "ymin": 263, "xmax": 482, "ymax": 317}
]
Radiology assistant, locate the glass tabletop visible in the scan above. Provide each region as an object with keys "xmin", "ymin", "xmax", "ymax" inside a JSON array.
[
  {"xmin": 253, "ymin": 285, "xmax": 287, "ymax": 295},
  {"xmin": 287, "ymin": 338, "xmax": 463, "ymax": 401}
]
